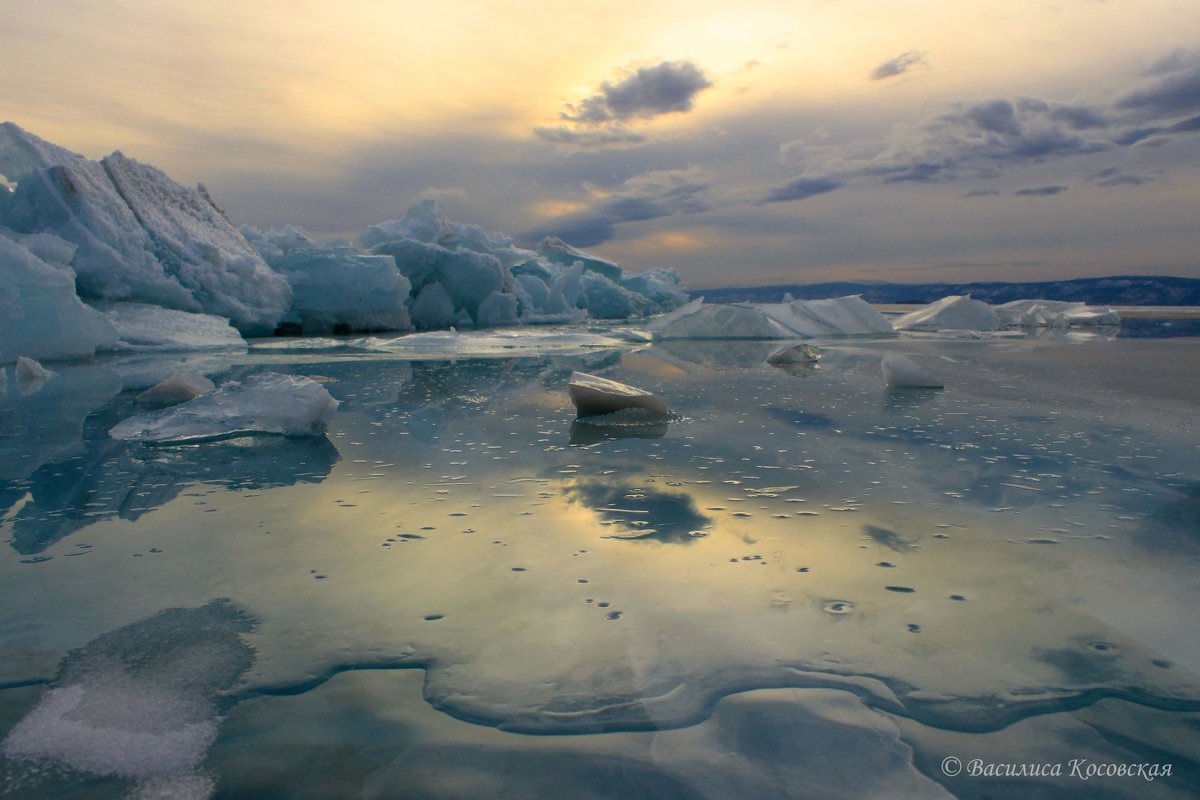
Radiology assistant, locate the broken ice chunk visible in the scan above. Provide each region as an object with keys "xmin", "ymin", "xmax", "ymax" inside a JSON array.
[
  {"xmin": 766, "ymin": 343, "xmax": 822, "ymax": 365},
  {"xmin": 110, "ymin": 372, "xmax": 338, "ymax": 443},
  {"xmin": 568, "ymin": 371, "xmax": 668, "ymax": 417},
  {"xmin": 15, "ymin": 356, "xmax": 55, "ymax": 394},
  {"xmin": 881, "ymin": 354, "xmax": 943, "ymax": 389},
  {"xmin": 137, "ymin": 371, "xmax": 216, "ymax": 407}
]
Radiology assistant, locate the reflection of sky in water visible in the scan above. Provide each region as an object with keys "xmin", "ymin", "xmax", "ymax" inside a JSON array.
[{"xmin": 1, "ymin": 334, "xmax": 1199, "ymax": 797}]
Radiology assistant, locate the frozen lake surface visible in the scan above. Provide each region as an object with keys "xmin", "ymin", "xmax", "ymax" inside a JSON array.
[{"xmin": 1, "ymin": 325, "xmax": 1198, "ymax": 798}]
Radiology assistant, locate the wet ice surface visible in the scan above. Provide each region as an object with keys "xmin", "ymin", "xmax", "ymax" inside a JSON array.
[{"xmin": 1, "ymin": 330, "xmax": 1199, "ymax": 797}]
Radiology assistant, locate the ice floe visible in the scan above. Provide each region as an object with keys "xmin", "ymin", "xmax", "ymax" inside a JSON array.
[
  {"xmin": 881, "ymin": 354, "xmax": 944, "ymax": 389},
  {"xmin": 994, "ymin": 299, "xmax": 1120, "ymax": 327},
  {"xmin": 892, "ymin": 295, "xmax": 1000, "ymax": 332},
  {"xmin": 109, "ymin": 372, "xmax": 338, "ymax": 443},
  {"xmin": 15, "ymin": 355, "xmax": 55, "ymax": 394},
  {"xmin": 95, "ymin": 302, "xmax": 246, "ymax": 352},
  {"xmin": 650, "ymin": 297, "xmax": 894, "ymax": 339},
  {"xmin": 568, "ymin": 371, "xmax": 668, "ymax": 416},
  {"xmin": 1, "ymin": 600, "xmax": 254, "ymax": 799}
]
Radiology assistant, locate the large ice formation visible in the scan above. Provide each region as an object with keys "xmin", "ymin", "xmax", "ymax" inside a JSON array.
[
  {"xmin": 109, "ymin": 372, "xmax": 339, "ymax": 443},
  {"xmin": 892, "ymin": 295, "xmax": 1000, "ymax": 332},
  {"xmin": 650, "ymin": 296, "xmax": 894, "ymax": 339},
  {"xmin": 994, "ymin": 299, "xmax": 1120, "ymax": 327},
  {"xmin": 0, "ymin": 123, "xmax": 290, "ymax": 334},
  {"xmin": 568, "ymin": 371, "xmax": 669, "ymax": 416},
  {"xmin": 881, "ymin": 354, "xmax": 944, "ymax": 389},
  {"xmin": 0, "ymin": 231, "xmax": 119, "ymax": 363},
  {"xmin": 96, "ymin": 301, "xmax": 246, "ymax": 351}
]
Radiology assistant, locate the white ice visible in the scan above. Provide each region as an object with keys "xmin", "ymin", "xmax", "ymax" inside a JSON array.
[
  {"xmin": 568, "ymin": 371, "xmax": 669, "ymax": 416},
  {"xmin": 0, "ymin": 232, "xmax": 119, "ymax": 363},
  {"xmin": 994, "ymin": 299, "xmax": 1121, "ymax": 327},
  {"xmin": 0, "ymin": 123, "xmax": 290, "ymax": 334},
  {"xmin": 109, "ymin": 372, "xmax": 338, "ymax": 443},
  {"xmin": 271, "ymin": 246, "xmax": 413, "ymax": 334},
  {"xmin": 892, "ymin": 295, "xmax": 1000, "ymax": 332},
  {"xmin": 95, "ymin": 302, "xmax": 246, "ymax": 352},
  {"xmin": 349, "ymin": 328, "xmax": 639, "ymax": 358},
  {"xmin": 137, "ymin": 371, "xmax": 216, "ymax": 407},
  {"xmin": 650, "ymin": 296, "xmax": 894, "ymax": 339},
  {"xmin": 881, "ymin": 354, "xmax": 944, "ymax": 389}
]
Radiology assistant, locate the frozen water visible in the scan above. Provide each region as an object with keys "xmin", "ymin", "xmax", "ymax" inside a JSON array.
[
  {"xmin": 537, "ymin": 236, "xmax": 624, "ymax": 282},
  {"xmin": 893, "ymin": 295, "xmax": 1000, "ymax": 332},
  {"xmin": 766, "ymin": 342, "xmax": 822, "ymax": 364},
  {"xmin": 651, "ymin": 297, "xmax": 894, "ymax": 339},
  {"xmin": 0, "ymin": 124, "xmax": 289, "ymax": 334},
  {"xmin": 109, "ymin": 372, "xmax": 338, "ymax": 443},
  {"xmin": 881, "ymin": 353, "xmax": 944, "ymax": 388},
  {"xmin": 0, "ymin": 233, "xmax": 119, "ymax": 363},
  {"xmin": 1, "ymin": 313, "xmax": 1198, "ymax": 798},
  {"xmin": 756, "ymin": 296, "xmax": 895, "ymax": 337},
  {"xmin": 14, "ymin": 356, "xmax": 55, "ymax": 396},
  {"xmin": 271, "ymin": 246, "xmax": 412, "ymax": 334},
  {"xmin": 95, "ymin": 301, "xmax": 246, "ymax": 352},
  {"xmin": 995, "ymin": 299, "xmax": 1121, "ymax": 327},
  {"xmin": 138, "ymin": 371, "xmax": 216, "ymax": 407},
  {"xmin": 568, "ymin": 371, "xmax": 669, "ymax": 416},
  {"xmin": 2, "ymin": 600, "xmax": 253, "ymax": 796}
]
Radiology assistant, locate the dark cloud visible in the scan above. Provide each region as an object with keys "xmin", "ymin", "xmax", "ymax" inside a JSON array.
[
  {"xmin": 757, "ymin": 176, "xmax": 843, "ymax": 204},
  {"xmin": 1115, "ymin": 52, "xmax": 1200, "ymax": 118},
  {"xmin": 522, "ymin": 166, "xmax": 714, "ymax": 246},
  {"xmin": 561, "ymin": 61, "xmax": 712, "ymax": 124},
  {"xmin": 1014, "ymin": 185, "xmax": 1068, "ymax": 196},
  {"xmin": 533, "ymin": 125, "xmax": 647, "ymax": 147},
  {"xmin": 870, "ymin": 50, "xmax": 929, "ymax": 81},
  {"xmin": 963, "ymin": 188, "xmax": 1001, "ymax": 198},
  {"xmin": 1088, "ymin": 167, "xmax": 1156, "ymax": 187}
]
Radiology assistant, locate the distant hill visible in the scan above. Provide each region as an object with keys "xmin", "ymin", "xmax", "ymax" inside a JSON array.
[{"xmin": 691, "ymin": 276, "xmax": 1200, "ymax": 306}]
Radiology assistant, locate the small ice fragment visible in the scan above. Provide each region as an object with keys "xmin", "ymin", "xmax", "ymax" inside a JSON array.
[
  {"xmin": 137, "ymin": 371, "xmax": 216, "ymax": 407},
  {"xmin": 110, "ymin": 372, "xmax": 338, "ymax": 442},
  {"xmin": 15, "ymin": 355, "xmax": 55, "ymax": 386},
  {"xmin": 766, "ymin": 343, "xmax": 822, "ymax": 365},
  {"xmin": 568, "ymin": 371, "xmax": 668, "ymax": 417},
  {"xmin": 881, "ymin": 354, "xmax": 943, "ymax": 389}
]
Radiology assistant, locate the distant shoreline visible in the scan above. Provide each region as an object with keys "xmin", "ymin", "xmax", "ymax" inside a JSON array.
[{"xmin": 690, "ymin": 276, "xmax": 1200, "ymax": 307}]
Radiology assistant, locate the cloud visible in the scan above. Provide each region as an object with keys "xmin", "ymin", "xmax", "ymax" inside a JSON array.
[
  {"xmin": 757, "ymin": 176, "xmax": 843, "ymax": 204},
  {"xmin": 561, "ymin": 60, "xmax": 712, "ymax": 124},
  {"xmin": 870, "ymin": 50, "xmax": 929, "ymax": 81},
  {"xmin": 522, "ymin": 166, "xmax": 715, "ymax": 246},
  {"xmin": 1014, "ymin": 185, "xmax": 1068, "ymax": 196},
  {"xmin": 963, "ymin": 188, "xmax": 1001, "ymax": 198},
  {"xmin": 533, "ymin": 125, "xmax": 647, "ymax": 147},
  {"xmin": 1088, "ymin": 167, "xmax": 1157, "ymax": 187},
  {"xmin": 1115, "ymin": 51, "xmax": 1200, "ymax": 118}
]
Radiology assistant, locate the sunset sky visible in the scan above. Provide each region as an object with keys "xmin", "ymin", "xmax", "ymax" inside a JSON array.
[{"xmin": 2, "ymin": 0, "xmax": 1198, "ymax": 287}]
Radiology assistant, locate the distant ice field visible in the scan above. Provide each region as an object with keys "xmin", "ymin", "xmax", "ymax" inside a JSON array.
[{"xmin": 0, "ymin": 325, "xmax": 1197, "ymax": 798}]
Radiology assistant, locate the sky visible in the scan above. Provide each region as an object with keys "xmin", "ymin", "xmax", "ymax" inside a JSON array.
[{"xmin": 1, "ymin": 0, "xmax": 1198, "ymax": 288}]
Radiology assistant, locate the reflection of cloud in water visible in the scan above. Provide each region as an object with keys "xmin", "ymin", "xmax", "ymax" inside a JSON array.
[
  {"xmin": 863, "ymin": 524, "xmax": 918, "ymax": 553},
  {"xmin": 564, "ymin": 481, "xmax": 712, "ymax": 544},
  {"xmin": 5, "ymin": 436, "xmax": 340, "ymax": 555},
  {"xmin": 762, "ymin": 406, "xmax": 837, "ymax": 430}
]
